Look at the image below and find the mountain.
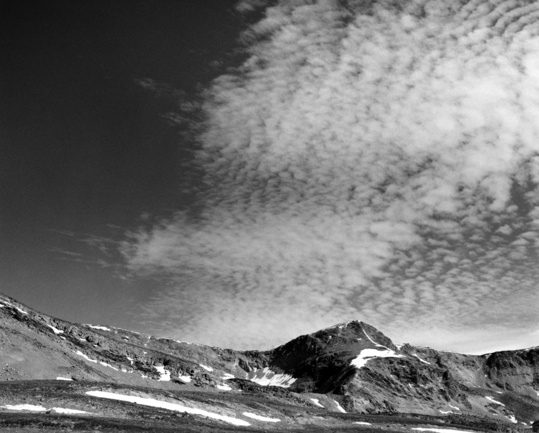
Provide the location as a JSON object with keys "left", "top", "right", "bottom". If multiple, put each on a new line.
{"left": 0, "top": 292, "right": 537, "bottom": 432}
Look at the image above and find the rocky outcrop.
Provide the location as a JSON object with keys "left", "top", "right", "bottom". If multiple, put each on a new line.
{"left": 484, "top": 348, "right": 539, "bottom": 394}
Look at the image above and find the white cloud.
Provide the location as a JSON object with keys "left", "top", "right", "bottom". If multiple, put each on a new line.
{"left": 121, "top": 0, "right": 539, "bottom": 351}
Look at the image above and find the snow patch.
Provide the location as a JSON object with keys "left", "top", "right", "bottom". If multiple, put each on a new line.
{"left": 56, "top": 377, "right": 73, "bottom": 381}
{"left": 243, "top": 412, "right": 280, "bottom": 422}
{"left": 334, "top": 400, "right": 346, "bottom": 413}
{"left": 351, "top": 348, "right": 404, "bottom": 369}
{"left": 111, "top": 326, "right": 140, "bottom": 335}
{"left": 74, "top": 351, "right": 118, "bottom": 371}
{"left": 46, "top": 324, "right": 64, "bottom": 335}
{"left": 355, "top": 421, "right": 372, "bottom": 425}
{"left": 246, "top": 367, "right": 296, "bottom": 387}
{"left": 448, "top": 404, "right": 460, "bottom": 411}
{"left": 86, "top": 325, "right": 111, "bottom": 331}
{"left": 216, "top": 384, "right": 232, "bottom": 391}
{"left": 154, "top": 365, "right": 171, "bottom": 381}
{"left": 363, "top": 330, "right": 384, "bottom": 347}
{"left": 75, "top": 350, "right": 97, "bottom": 363}
{"left": 178, "top": 375, "right": 191, "bottom": 383}
{"left": 507, "top": 415, "right": 517, "bottom": 424}
{"left": 199, "top": 363, "right": 213, "bottom": 372}
{"left": 99, "top": 361, "right": 118, "bottom": 371}
{"left": 15, "top": 306, "right": 28, "bottom": 315}
{"left": 1, "top": 404, "right": 46, "bottom": 411}
{"left": 413, "top": 354, "right": 430, "bottom": 365}
{"left": 439, "top": 410, "right": 453, "bottom": 414}
{"left": 85, "top": 390, "right": 250, "bottom": 427}
{"left": 311, "top": 398, "right": 324, "bottom": 408}
{"left": 486, "top": 396, "right": 505, "bottom": 406}
{"left": 51, "top": 407, "right": 91, "bottom": 415}
{"left": 222, "top": 373, "right": 235, "bottom": 380}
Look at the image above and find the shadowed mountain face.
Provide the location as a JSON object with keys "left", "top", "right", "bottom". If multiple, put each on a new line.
{"left": 0, "top": 292, "right": 538, "bottom": 432}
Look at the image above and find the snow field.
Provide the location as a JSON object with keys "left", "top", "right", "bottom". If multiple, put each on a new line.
{"left": 351, "top": 348, "right": 404, "bottom": 368}
{"left": 246, "top": 367, "right": 296, "bottom": 387}
{"left": 85, "top": 390, "right": 251, "bottom": 426}
{"left": 1, "top": 404, "right": 90, "bottom": 415}
{"left": 351, "top": 329, "right": 404, "bottom": 369}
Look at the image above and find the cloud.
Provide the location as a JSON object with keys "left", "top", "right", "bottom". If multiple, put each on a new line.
{"left": 120, "top": 0, "right": 539, "bottom": 351}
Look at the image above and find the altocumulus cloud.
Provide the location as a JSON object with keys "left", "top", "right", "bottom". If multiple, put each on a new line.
{"left": 121, "top": 0, "right": 539, "bottom": 353}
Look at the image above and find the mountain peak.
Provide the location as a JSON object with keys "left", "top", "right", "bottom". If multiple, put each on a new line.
{"left": 313, "top": 320, "right": 398, "bottom": 351}
{"left": 264, "top": 320, "right": 401, "bottom": 394}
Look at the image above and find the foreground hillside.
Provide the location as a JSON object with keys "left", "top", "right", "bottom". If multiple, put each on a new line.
{"left": 0, "top": 292, "right": 537, "bottom": 432}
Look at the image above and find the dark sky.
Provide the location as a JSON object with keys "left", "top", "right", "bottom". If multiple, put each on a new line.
{"left": 0, "top": 0, "right": 242, "bottom": 327}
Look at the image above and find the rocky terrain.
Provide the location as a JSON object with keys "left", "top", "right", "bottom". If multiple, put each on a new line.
{"left": 0, "top": 292, "right": 537, "bottom": 432}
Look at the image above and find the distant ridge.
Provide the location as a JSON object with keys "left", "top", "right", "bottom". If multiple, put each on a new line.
{"left": 0, "top": 292, "right": 538, "bottom": 429}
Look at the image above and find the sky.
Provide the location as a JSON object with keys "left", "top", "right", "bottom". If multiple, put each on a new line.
{"left": 2, "top": 0, "right": 539, "bottom": 355}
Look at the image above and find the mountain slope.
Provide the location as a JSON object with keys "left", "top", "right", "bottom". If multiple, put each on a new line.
{"left": 0, "top": 292, "right": 537, "bottom": 431}
{"left": 259, "top": 320, "right": 539, "bottom": 424}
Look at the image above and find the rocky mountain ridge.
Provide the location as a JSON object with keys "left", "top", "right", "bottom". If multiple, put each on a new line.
{"left": 0, "top": 292, "right": 538, "bottom": 431}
